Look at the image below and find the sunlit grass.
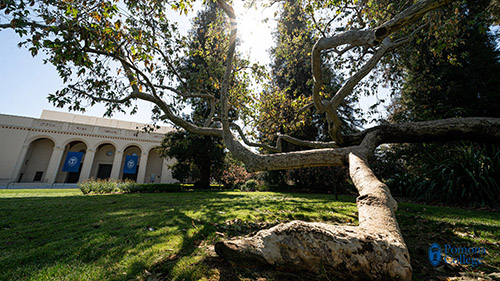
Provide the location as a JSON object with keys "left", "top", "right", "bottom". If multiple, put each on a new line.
{"left": 0, "top": 190, "right": 356, "bottom": 280}
{"left": 0, "top": 189, "right": 498, "bottom": 280}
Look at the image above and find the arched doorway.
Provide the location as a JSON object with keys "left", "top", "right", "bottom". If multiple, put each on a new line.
{"left": 18, "top": 138, "right": 55, "bottom": 183}
{"left": 90, "top": 143, "right": 116, "bottom": 179}
{"left": 144, "top": 148, "right": 163, "bottom": 183}
{"left": 55, "top": 140, "right": 87, "bottom": 183}
{"left": 119, "top": 145, "right": 141, "bottom": 182}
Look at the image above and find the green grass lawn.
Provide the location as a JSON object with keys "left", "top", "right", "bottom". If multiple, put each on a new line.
{"left": 0, "top": 189, "right": 498, "bottom": 281}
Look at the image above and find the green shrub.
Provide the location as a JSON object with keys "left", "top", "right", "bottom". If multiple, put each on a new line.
{"left": 78, "top": 178, "right": 124, "bottom": 194}
{"left": 241, "top": 179, "right": 258, "bottom": 191}
{"left": 384, "top": 143, "right": 500, "bottom": 207}
{"left": 79, "top": 180, "right": 184, "bottom": 194}
{"left": 79, "top": 180, "right": 228, "bottom": 194}
{"left": 256, "top": 185, "right": 270, "bottom": 191}
{"left": 124, "top": 183, "right": 183, "bottom": 193}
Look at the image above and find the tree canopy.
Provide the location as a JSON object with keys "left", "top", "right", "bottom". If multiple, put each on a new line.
{"left": 2, "top": 0, "right": 498, "bottom": 151}
{"left": 157, "top": 130, "right": 225, "bottom": 188}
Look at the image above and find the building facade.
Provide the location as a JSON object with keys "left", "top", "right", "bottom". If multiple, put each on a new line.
{"left": 0, "top": 110, "right": 175, "bottom": 187}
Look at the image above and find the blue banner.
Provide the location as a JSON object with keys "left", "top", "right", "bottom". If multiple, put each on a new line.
{"left": 123, "top": 155, "right": 138, "bottom": 174}
{"left": 62, "top": 151, "right": 84, "bottom": 172}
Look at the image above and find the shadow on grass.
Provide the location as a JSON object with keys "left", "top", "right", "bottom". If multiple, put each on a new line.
{"left": 3, "top": 191, "right": 496, "bottom": 280}
{"left": 0, "top": 191, "right": 358, "bottom": 280}
{"left": 0, "top": 193, "right": 220, "bottom": 280}
{"left": 397, "top": 203, "right": 500, "bottom": 280}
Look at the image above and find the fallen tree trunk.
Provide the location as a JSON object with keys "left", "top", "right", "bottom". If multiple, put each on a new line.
{"left": 215, "top": 151, "right": 412, "bottom": 280}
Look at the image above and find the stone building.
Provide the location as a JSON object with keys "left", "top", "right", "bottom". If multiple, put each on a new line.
{"left": 0, "top": 110, "right": 175, "bottom": 187}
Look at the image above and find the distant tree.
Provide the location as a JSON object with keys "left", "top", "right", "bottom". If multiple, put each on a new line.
{"left": 158, "top": 130, "right": 225, "bottom": 188}
{"left": 156, "top": 2, "right": 248, "bottom": 188}
{"left": 258, "top": 0, "right": 359, "bottom": 189}
{"left": 390, "top": 0, "right": 500, "bottom": 122}
{"left": 258, "top": 0, "right": 359, "bottom": 144}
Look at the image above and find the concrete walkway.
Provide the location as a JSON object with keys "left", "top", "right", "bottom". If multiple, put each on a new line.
{"left": 0, "top": 183, "right": 79, "bottom": 189}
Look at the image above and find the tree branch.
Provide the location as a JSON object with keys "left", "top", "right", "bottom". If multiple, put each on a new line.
{"left": 153, "top": 46, "right": 187, "bottom": 87}
{"left": 154, "top": 84, "right": 217, "bottom": 100}
{"left": 229, "top": 122, "right": 340, "bottom": 153}
{"left": 0, "top": 21, "right": 53, "bottom": 30}
{"left": 330, "top": 37, "right": 393, "bottom": 110}
{"left": 278, "top": 134, "right": 339, "bottom": 149}
{"left": 67, "top": 85, "right": 149, "bottom": 104}
{"left": 230, "top": 123, "right": 282, "bottom": 153}
{"left": 223, "top": 117, "right": 500, "bottom": 172}
{"left": 311, "top": 0, "right": 457, "bottom": 143}
{"left": 203, "top": 98, "right": 218, "bottom": 127}
{"left": 216, "top": 149, "right": 412, "bottom": 280}
{"left": 82, "top": 48, "right": 223, "bottom": 137}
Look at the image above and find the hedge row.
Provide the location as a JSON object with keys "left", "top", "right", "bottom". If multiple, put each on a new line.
{"left": 78, "top": 179, "right": 186, "bottom": 194}
{"left": 78, "top": 179, "right": 286, "bottom": 195}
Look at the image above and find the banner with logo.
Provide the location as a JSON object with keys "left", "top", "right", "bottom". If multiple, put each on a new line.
{"left": 123, "top": 155, "right": 138, "bottom": 174}
{"left": 62, "top": 151, "right": 84, "bottom": 172}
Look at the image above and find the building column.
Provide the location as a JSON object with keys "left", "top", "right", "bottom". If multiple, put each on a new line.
{"left": 110, "top": 150, "right": 123, "bottom": 180}
{"left": 160, "top": 157, "right": 172, "bottom": 183}
{"left": 78, "top": 148, "right": 96, "bottom": 183}
{"left": 45, "top": 146, "right": 65, "bottom": 184}
{"left": 136, "top": 152, "right": 148, "bottom": 184}
{"left": 10, "top": 144, "right": 30, "bottom": 182}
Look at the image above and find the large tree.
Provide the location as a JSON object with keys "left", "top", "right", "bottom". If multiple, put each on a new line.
{"left": 2, "top": 0, "right": 500, "bottom": 279}
{"left": 156, "top": 3, "right": 230, "bottom": 188}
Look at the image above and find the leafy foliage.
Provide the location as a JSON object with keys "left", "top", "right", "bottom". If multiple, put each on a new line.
{"left": 373, "top": 0, "right": 500, "bottom": 207}
{"left": 176, "top": 2, "right": 259, "bottom": 126}
{"left": 79, "top": 178, "right": 134, "bottom": 194}
{"left": 241, "top": 179, "right": 259, "bottom": 191}
{"left": 0, "top": 0, "right": 259, "bottom": 125}
{"left": 3, "top": 0, "right": 180, "bottom": 115}
{"left": 289, "top": 166, "right": 354, "bottom": 194}
{"left": 389, "top": 0, "right": 500, "bottom": 122}
{"left": 157, "top": 130, "right": 225, "bottom": 188}
{"left": 219, "top": 153, "right": 253, "bottom": 188}
{"left": 78, "top": 179, "right": 187, "bottom": 194}
{"left": 121, "top": 183, "right": 185, "bottom": 193}
{"left": 258, "top": 0, "right": 358, "bottom": 190}
{"left": 380, "top": 143, "right": 500, "bottom": 207}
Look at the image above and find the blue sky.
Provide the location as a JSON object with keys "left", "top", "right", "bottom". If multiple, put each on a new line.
{"left": 0, "top": 30, "right": 63, "bottom": 117}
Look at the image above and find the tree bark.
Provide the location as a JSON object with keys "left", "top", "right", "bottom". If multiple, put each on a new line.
{"left": 215, "top": 151, "right": 412, "bottom": 280}
{"left": 195, "top": 160, "right": 211, "bottom": 189}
